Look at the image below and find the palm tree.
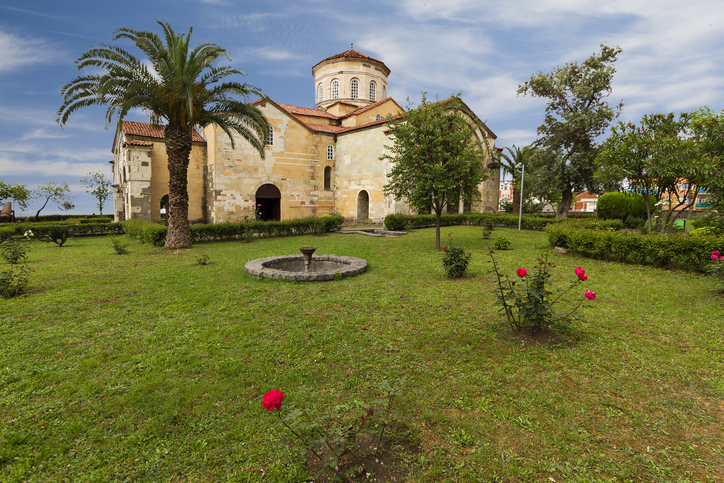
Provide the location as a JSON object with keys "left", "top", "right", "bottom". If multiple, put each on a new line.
{"left": 57, "top": 20, "right": 267, "bottom": 249}
{"left": 492, "top": 145, "right": 537, "bottom": 214}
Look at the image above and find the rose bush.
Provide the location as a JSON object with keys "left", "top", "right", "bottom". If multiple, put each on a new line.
{"left": 489, "top": 249, "right": 597, "bottom": 332}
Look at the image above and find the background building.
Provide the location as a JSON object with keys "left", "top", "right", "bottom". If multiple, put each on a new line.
{"left": 112, "top": 49, "right": 500, "bottom": 224}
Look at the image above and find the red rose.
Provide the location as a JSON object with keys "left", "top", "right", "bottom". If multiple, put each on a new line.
{"left": 516, "top": 267, "right": 527, "bottom": 278}
{"left": 444, "top": 247, "right": 448, "bottom": 252}
{"left": 575, "top": 267, "right": 586, "bottom": 281}
{"left": 262, "top": 389, "right": 285, "bottom": 411}
{"left": 574, "top": 215, "right": 579, "bottom": 218}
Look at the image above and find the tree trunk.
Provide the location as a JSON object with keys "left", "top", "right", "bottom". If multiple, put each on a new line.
{"left": 511, "top": 187, "right": 520, "bottom": 215}
{"left": 164, "top": 125, "right": 193, "bottom": 250}
{"left": 556, "top": 189, "right": 573, "bottom": 218}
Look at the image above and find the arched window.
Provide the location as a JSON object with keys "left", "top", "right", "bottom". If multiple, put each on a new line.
{"left": 331, "top": 79, "right": 339, "bottom": 100}
{"left": 350, "top": 79, "right": 359, "bottom": 99}
{"left": 266, "top": 124, "right": 273, "bottom": 146}
{"left": 317, "top": 83, "right": 323, "bottom": 103}
{"left": 324, "top": 166, "right": 332, "bottom": 191}
{"left": 327, "top": 144, "right": 334, "bottom": 160}
{"left": 382, "top": 85, "right": 386, "bottom": 99}
{"left": 369, "top": 81, "right": 376, "bottom": 101}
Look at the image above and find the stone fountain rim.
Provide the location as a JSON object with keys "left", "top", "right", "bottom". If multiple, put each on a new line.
{"left": 244, "top": 254, "right": 367, "bottom": 282}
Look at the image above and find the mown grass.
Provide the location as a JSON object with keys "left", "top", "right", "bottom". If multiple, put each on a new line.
{"left": 1, "top": 227, "right": 723, "bottom": 482}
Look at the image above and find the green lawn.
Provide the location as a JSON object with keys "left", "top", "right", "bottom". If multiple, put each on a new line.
{"left": 1, "top": 227, "right": 723, "bottom": 482}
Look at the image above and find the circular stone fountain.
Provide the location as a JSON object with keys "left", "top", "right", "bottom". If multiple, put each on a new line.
{"left": 245, "top": 247, "right": 367, "bottom": 282}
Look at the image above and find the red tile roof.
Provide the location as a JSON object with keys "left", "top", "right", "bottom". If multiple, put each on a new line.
{"left": 305, "top": 123, "right": 345, "bottom": 134}
{"left": 339, "top": 97, "right": 402, "bottom": 119}
{"left": 276, "top": 103, "right": 338, "bottom": 119}
{"left": 122, "top": 121, "right": 205, "bottom": 143}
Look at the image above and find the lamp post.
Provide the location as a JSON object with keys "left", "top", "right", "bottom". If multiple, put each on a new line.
{"left": 518, "top": 164, "right": 525, "bottom": 231}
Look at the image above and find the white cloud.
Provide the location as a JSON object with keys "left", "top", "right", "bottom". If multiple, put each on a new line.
{"left": 0, "top": 30, "right": 66, "bottom": 73}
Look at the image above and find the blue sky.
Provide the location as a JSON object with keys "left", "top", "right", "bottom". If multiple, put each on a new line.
{"left": 1, "top": 0, "right": 723, "bottom": 216}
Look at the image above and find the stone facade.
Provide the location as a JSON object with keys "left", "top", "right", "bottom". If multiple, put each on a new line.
{"left": 111, "top": 49, "right": 500, "bottom": 224}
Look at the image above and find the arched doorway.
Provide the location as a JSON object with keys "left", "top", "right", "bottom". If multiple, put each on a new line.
{"left": 255, "top": 184, "right": 281, "bottom": 221}
{"left": 357, "top": 190, "right": 369, "bottom": 222}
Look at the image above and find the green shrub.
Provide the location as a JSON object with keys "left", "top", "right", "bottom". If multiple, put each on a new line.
{"left": 597, "top": 192, "right": 655, "bottom": 220}
{"left": 383, "top": 213, "right": 562, "bottom": 232}
{"left": 47, "top": 226, "right": 72, "bottom": 247}
{"left": 80, "top": 217, "right": 113, "bottom": 224}
{"left": 0, "top": 239, "right": 30, "bottom": 264}
{"left": 546, "top": 219, "right": 724, "bottom": 269}
{"left": 597, "top": 192, "right": 630, "bottom": 220}
{"left": 0, "top": 264, "right": 31, "bottom": 298}
{"left": 110, "top": 238, "right": 130, "bottom": 255}
{"left": 494, "top": 235, "right": 511, "bottom": 250}
{"left": 122, "top": 215, "right": 345, "bottom": 246}
{"left": 442, "top": 234, "right": 472, "bottom": 278}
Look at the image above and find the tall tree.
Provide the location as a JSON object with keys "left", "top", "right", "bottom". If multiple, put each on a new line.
{"left": 518, "top": 44, "right": 623, "bottom": 218}
{"left": 81, "top": 171, "right": 113, "bottom": 216}
{"left": 33, "top": 182, "right": 71, "bottom": 221}
{"left": 383, "top": 94, "right": 490, "bottom": 250}
{"left": 0, "top": 181, "right": 32, "bottom": 211}
{"left": 491, "top": 145, "right": 538, "bottom": 214}
{"left": 57, "top": 20, "right": 267, "bottom": 249}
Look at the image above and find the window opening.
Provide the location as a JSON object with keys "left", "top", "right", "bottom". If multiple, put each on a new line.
{"left": 327, "top": 144, "right": 334, "bottom": 160}
{"left": 324, "top": 167, "right": 332, "bottom": 191}
{"left": 266, "top": 124, "right": 273, "bottom": 146}
{"left": 369, "top": 81, "right": 376, "bottom": 101}
{"left": 331, "top": 79, "right": 339, "bottom": 99}
{"left": 317, "top": 83, "right": 323, "bottom": 103}
{"left": 351, "top": 79, "right": 359, "bottom": 98}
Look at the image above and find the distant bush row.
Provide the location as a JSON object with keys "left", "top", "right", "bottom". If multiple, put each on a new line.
{"left": 10, "top": 214, "right": 113, "bottom": 223}
{"left": 122, "top": 215, "right": 345, "bottom": 246}
{"left": 0, "top": 222, "right": 124, "bottom": 241}
{"left": 383, "top": 213, "right": 566, "bottom": 231}
{"left": 546, "top": 220, "right": 724, "bottom": 270}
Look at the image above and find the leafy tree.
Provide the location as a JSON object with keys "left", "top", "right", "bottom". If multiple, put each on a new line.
{"left": 518, "top": 44, "right": 623, "bottom": 218}
{"left": 33, "top": 182, "right": 71, "bottom": 221}
{"left": 81, "top": 172, "right": 112, "bottom": 216}
{"left": 689, "top": 108, "right": 724, "bottom": 219}
{"left": 382, "top": 94, "right": 490, "bottom": 249}
{"left": 57, "top": 20, "right": 267, "bottom": 249}
{"left": 596, "top": 111, "right": 719, "bottom": 231}
{"left": 491, "top": 144, "right": 538, "bottom": 214}
{"left": 596, "top": 113, "right": 694, "bottom": 231}
{"left": 0, "top": 181, "right": 32, "bottom": 210}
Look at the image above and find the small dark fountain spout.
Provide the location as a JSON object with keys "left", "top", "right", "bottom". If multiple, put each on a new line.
{"left": 299, "top": 247, "right": 317, "bottom": 272}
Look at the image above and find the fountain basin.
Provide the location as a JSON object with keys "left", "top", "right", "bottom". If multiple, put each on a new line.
{"left": 245, "top": 254, "right": 367, "bottom": 282}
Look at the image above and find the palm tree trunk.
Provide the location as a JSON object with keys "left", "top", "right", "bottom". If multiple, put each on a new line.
{"left": 511, "top": 187, "right": 520, "bottom": 215}
{"left": 164, "top": 124, "right": 193, "bottom": 249}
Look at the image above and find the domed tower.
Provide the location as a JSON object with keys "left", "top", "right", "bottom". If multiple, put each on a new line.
{"left": 312, "top": 48, "right": 390, "bottom": 111}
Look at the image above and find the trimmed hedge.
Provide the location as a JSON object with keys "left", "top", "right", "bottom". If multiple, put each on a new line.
{"left": 597, "top": 192, "right": 655, "bottom": 220}
{"left": 383, "top": 213, "right": 564, "bottom": 231}
{"left": 546, "top": 220, "right": 724, "bottom": 270}
{"left": 122, "top": 215, "right": 345, "bottom": 246}
{"left": 0, "top": 222, "right": 124, "bottom": 241}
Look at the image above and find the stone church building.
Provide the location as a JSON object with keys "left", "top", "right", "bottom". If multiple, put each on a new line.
{"left": 111, "top": 49, "right": 500, "bottom": 224}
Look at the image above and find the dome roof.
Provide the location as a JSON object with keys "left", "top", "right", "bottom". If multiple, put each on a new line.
{"left": 312, "top": 49, "right": 390, "bottom": 76}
